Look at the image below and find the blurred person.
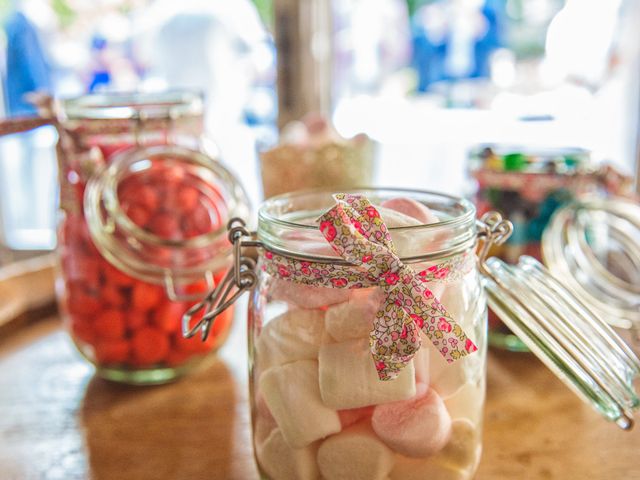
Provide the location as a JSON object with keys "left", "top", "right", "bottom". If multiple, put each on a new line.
{"left": 131, "top": 0, "right": 270, "bottom": 142}
{"left": 88, "top": 34, "right": 111, "bottom": 92}
{"left": 333, "top": 0, "right": 411, "bottom": 99}
{"left": 0, "top": 1, "right": 59, "bottom": 250}
{"left": 3, "top": 0, "right": 53, "bottom": 116}
{"left": 129, "top": 0, "right": 271, "bottom": 206}
{"left": 411, "top": 0, "right": 504, "bottom": 92}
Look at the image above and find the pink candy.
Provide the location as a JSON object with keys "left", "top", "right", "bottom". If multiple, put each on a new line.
{"left": 338, "top": 406, "right": 374, "bottom": 429}
{"left": 381, "top": 198, "right": 440, "bottom": 224}
{"left": 372, "top": 384, "right": 452, "bottom": 458}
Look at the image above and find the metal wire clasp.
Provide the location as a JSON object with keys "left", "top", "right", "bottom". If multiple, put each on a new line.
{"left": 476, "top": 211, "right": 514, "bottom": 271}
{"left": 182, "top": 218, "right": 261, "bottom": 341}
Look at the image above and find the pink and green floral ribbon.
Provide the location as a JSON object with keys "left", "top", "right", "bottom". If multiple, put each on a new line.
{"left": 261, "top": 193, "right": 478, "bottom": 380}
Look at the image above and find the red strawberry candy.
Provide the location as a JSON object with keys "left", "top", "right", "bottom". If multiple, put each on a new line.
{"left": 131, "top": 327, "right": 170, "bottom": 366}
{"left": 94, "top": 340, "right": 130, "bottom": 364}
{"left": 94, "top": 309, "right": 126, "bottom": 341}
{"left": 131, "top": 282, "right": 163, "bottom": 312}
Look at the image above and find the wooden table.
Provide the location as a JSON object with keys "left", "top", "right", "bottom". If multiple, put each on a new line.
{"left": 2, "top": 310, "right": 640, "bottom": 480}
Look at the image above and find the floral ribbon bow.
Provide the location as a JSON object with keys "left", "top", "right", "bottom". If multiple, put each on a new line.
{"left": 317, "top": 194, "right": 477, "bottom": 380}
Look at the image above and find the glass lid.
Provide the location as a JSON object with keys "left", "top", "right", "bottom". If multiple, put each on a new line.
{"left": 542, "top": 197, "right": 640, "bottom": 330}
{"left": 61, "top": 90, "right": 204, "bottom": 121}
{"left": 478, "top": 212, "right": 640, "bottom": 429}
{"left": 84, "top": 145, "right": 250, "bottom": 293}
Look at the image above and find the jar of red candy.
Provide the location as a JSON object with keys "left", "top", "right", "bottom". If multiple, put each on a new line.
{"left": 187, "top": 187, "right": 640, "bottom": 479}
{"left": 54, "top": 92, "right": 250, "bottom": 384}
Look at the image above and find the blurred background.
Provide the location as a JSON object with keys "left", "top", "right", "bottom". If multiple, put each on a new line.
{"left": 0, "top": 0, "right": 638, "bottom": 255}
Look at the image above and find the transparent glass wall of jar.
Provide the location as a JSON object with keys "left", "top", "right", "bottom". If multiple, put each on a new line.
{"left": 248, "top": 189, "right": 487, "bottom": 480}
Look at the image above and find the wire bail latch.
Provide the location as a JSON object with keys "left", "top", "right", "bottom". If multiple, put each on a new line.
{"left": 181, "top": 218, "right": 261, "bottom": 341}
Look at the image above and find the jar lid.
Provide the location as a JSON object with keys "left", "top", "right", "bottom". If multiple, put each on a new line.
{"left": 479, "top": 213, "right": 640, "bottom": 429}
{"left": 542, "top": 197, "right": 640, "bottom": 329}
{"left": 84, "top": 145, "right": 250, "bottom": 295}
{"left": 61, "top": 91, "right": 203, "bottom": 121}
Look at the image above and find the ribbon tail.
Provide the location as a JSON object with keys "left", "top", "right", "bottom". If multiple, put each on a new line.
{"left": 413, "top": 288, "right": 478, "bottom": 363}
{"left": 369, "top": 296, "right": 421, "bottom": 381}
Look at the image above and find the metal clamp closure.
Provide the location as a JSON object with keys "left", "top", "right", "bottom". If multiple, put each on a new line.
{"left": 181, "top": 218, "right": 262, "bottom": 341}
{"left": 476, "top": 211, "right": 514, "bottom": 270}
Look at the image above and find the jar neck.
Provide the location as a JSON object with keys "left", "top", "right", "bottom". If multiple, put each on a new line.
{"left": 257, "top": 188, "right": 477, "bottom": 263}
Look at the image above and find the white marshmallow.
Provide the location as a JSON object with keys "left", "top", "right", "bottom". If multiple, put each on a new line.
{"left": 443, "top": 380, "right": 485, "bottom": 425}
{"left": 317, "top": 421, "right": 395, "bottom": 480}
{"left": 429, "top": 344, "right": 468, "bottom": 399}
{"left": 390, "top": 455, "right": 469, "bottom": 480}
{"left": 319, "top": 338, "right": 416, "bottom": 409}
{"left": 413, "top": 343, "right": 430, "bottom": 385}
{"left": 439, "top": 276, "right": 482, "bottom": 333}
{"left": 440, "top": 419, "right": 480, "bottom": 469}
{"left": 388, "top": 420, "right": 480, "bottom": 480}
{"left": 324, "top": 289, "right": 383, "bottom": 342}
{"left": 377, "top": 205, "right": 423, "bottom": 227}
{"left": 270, "top": 279, "right": 350, "bottom": 309}
{"left": 438, "top": 276, "right": 486, "bottom": 385}
{"left": 255, "top": 309, "right": 326, "bottom": 372}
{"left": 254, "top": 393, "right": 278, "bottom": 445}
{"left": 254, "top": 416, "right": 277, "bottom": 447}
{"left": 259, "top": 360, "right": 341, "bottom": 448}
{"left": 256, "top": 428, "right": 320, "bottom": 480}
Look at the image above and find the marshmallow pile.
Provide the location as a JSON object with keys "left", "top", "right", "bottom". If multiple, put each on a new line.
{"left": 252, "top": 198, "right": 485, "bottom": 480}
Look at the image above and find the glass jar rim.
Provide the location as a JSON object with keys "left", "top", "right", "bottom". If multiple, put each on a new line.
{"left": 542, "top": 196, "right": 640, "bottom": 329}
{"left": 60, "top": 90, "right": 204, "bottom": 121}
{"left": 257, "top": 187, "right": 477, "bottom": 262}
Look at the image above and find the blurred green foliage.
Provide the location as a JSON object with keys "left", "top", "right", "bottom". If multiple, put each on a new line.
{"left": 0, "top": 0, "right": 75, "bottom": 27}
{"left": 52, "top": 0, "right": 76, "bottom": 28}
{"left": 252, "top": 0, "right": 273, "bottom": 29}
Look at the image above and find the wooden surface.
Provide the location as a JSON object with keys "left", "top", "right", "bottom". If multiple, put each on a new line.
{"left": 0, "top": 254, "right": 55, "bottom": 335}
{"left": 2, "top": 311, "right": 640, "bottom": 480}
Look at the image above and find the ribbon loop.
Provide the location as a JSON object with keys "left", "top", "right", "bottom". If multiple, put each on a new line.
{"left": 316, "top": 193, "right": 477, "bottom": 380}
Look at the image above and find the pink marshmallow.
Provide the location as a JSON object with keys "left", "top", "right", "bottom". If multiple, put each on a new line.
{"left": 372, "top": 385, "right": 452, "bottom": 458}
{"left": 269, "top": 279, "right": 350, "bottom": 310}
{"left": 338, "top": 406, "right": 375, "bottom": 429}
{"left": 381, "top": 198, "right": 440, "bottom": 224}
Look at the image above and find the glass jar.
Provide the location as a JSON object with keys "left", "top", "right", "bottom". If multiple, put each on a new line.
{"left": 469, "top": 145, "right": 600, "bottom": 351}
{"left": 258, "top": 115, "right": 375, "bottom": 199}
{"left": 55, "top": 93, "right": 249, "bottom": 384}
{"left": 186, "top": 187, "right": 640, "bottom": 480}
{"left": 0, "top": 92, "right": 250, "bottom": 384}
{"left": 249, "top": 189, "right": 485, "bottom": 480}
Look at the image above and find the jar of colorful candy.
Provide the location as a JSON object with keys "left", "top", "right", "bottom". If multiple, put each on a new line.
{"left": 469, "top": 145, "right": 601, "bottom": 350}
{"left": 185, "top": 187, "right": 639, "bottom": 479}
{"left": 470, "top": 145, "right": 598, "bottom": 263}
{"left": 53, "top": 92, "right": 249, "bottom": 384}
